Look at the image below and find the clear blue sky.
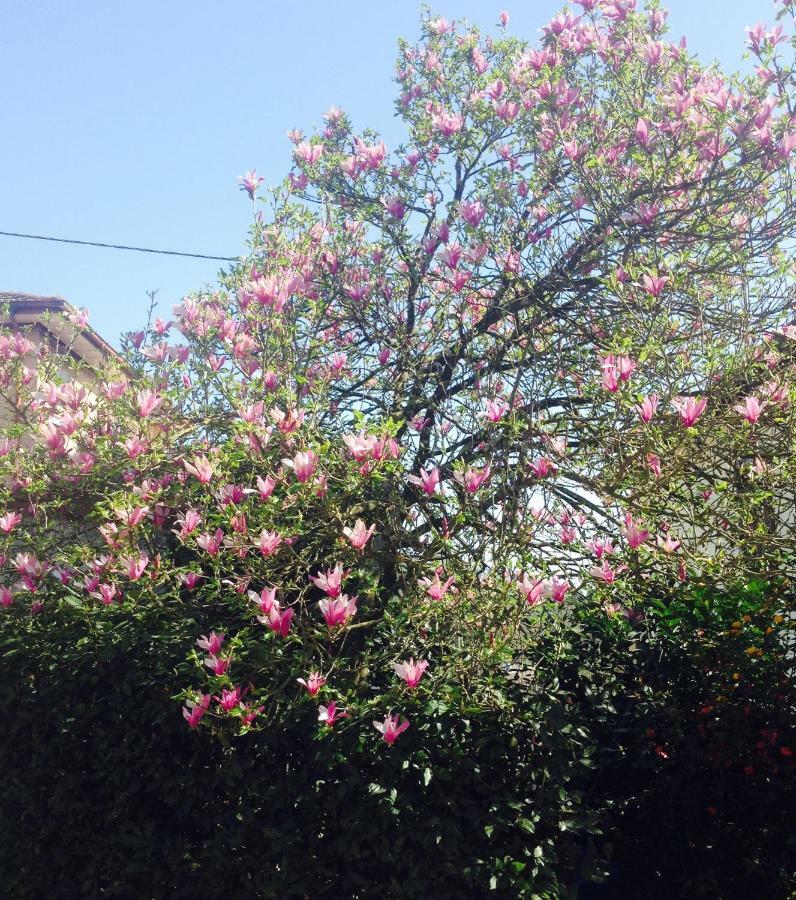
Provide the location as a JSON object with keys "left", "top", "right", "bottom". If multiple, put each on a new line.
{"left": 0, "top": 0, "right": 777, "bottom": 345}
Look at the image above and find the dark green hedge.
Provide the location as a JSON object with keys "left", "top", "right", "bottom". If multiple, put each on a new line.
{"left": 1, "top": 583, "right": 793, "bottom": 899}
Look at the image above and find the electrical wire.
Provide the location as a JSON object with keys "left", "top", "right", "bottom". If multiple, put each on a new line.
{"left": 0, "top": 229, "right": 238, "bottom": 262}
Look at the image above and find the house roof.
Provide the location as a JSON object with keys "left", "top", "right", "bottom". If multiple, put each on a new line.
{"left": 0, "top": 291, "right": 118, "bottom": 367}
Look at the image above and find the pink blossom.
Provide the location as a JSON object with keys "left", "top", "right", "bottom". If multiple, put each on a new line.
{"left": 258, "top": 603, "right": 294, "bottom": 638}
{"left": 657, "top": 534, "right": 682, "bottom": 554}
{"left": 297, "top": 671, "right": 327, "bottom": 695}
{"left": 635, "top": 118, "right": 652, "bottom": 149}
{"left": 549, "top": 577, "right": 570, "bottom": 605}
{"left": 374, "top": 713, "right": 410, "bottom": 745}
{"left": 517, "top": 574, "right": 546, "bottom": 606}
{"left": 137, "top": 389, "right": 163, "bottom": 418}
{"left": 256, "top": 474, "right": 276, "bottom": 500}
{"left": 311, "top": 563, "right": 346, "bottom": 597}
{"left": 646, "top": 453, "right": 662, "bottom": 478}
{"left": 319, "top": 594, "right": 358, "bottom": 628}
{"left": 184, "top": 454, "right": 214, "bottom": 484}
{"left": 485, "top": 398, "right": 509, "bottom": 422}
{"left": 394, "top": 658, "right": 428, "bottom": 688}
{"left": 197, "top": 529, "right": 224, "bottom": 556}
{"left": 180, "top": 572, "right": 203, "bottom": 590}
{"left": 343, "top": 519, "right": 375, "bottom": 550}
{"left": 638, "top": 394, "right": 659, "bottom": 423}
{"left": 408, "top": 467, "right": 441, "bottom": 495}
{"left": 529, "top": 457, "right": 556, "bottom": 479}
{"left": 419, "top": 573, "right": 456, "bottom": 601}
{"left": 196, "top": 631, "right": 225, "bottom": 655}
{"left": 586, "top": 538, "right": 615, "bottom": 560}
{"left": 318, "top": 701, "right": 348, "bottom": 727}
{"left": 238, "top": 169, "right": 264, "bottom": 198}
{"left": 431, "top": 111, "right": 464, "bottom": 136}
{"left": 204, "top": 655, "right": 231, "bottom": 677}
{"left": 460, "top": 199, "right": 486, "bottom": 227}
{"left": 250, "top": 585, "right": 277, "bottom": 615}
{"left": 455, "top": 465, "right": 491, "bottom": 493}
{"left": 672, "top": 396, "right": 707, "bottom": 427}
{"left": 117, "top": 554, "right": 149, "bottom": 581}
{"left": 734, "top": 396, "right": 766, "bottom": 424}
{"left": 183, "top": 693, "right": 211, "bottom": 728}
{"left": 258, "top": 530, "right": 283, "bottom": 557}
{"left": 622, "top": 513, "right": 650, "bottom": 550}
{"left": 241, "top": 703, "right": 264, "bottom": 726}
{"left": 217, "top": 687, "right": 243, "bottom": 711}
{"left": 284, "top": 449, "right": 318, "bottom": 482}
{"left": 591, "top": 561, "right": 618, "bottom": 583}
{"left": 0, "top": 512, "right": 22, "bottom": 534}
{"left": 641, "top": 274, "right": 668, "bottom": 298}
{"left": 294, "top": 142, "right": 324, "bottom": 164}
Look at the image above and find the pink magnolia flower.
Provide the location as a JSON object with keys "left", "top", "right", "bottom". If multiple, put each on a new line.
{"left": 641, "top": 274, "right": 668, "bottom": 297}
{"left": 419, "top": 573, "right": 456, "bottom": 601}
{"left": 622, "top": 513, "right": 650, "bottom": 550}
{"left": 343, "top": 519, "right": 375, "bottom": 550}
{"left": 184, "top": 454, "right": 214, "bottom": 484}
{"left": 183, "top": 693, "right": 211, "bottom": 728}
{"left": 137, "top": 389, "right": 163, "bottom": 418}
{"left": 638, "top": 394, "right": 659, "bottom": 423}
{"left": 343, "top": 431, "right": 377, "bottom": 461}
{"left": 204, "top": 655, "right": 231, "bottom": 677}
{"left": 294, "top": 142, "right": 324, "bottom": 164}
{"left": 591, "top": 561, "right": 618, "bottom": 583}
{"left": 123, "top": 436, "right": 148, "bottom": 460}
{"left": 297, "top": 671, "right": 327, "bottom": 695}
{"left": 374, "top": 713, "right": 410, "bottom": 745}
{"left": 117, "top": 554, "right": 149, "bottom": 581}
{"left": 635, "top": 117, "right": 652, "bottom": 149}
{"left": 586, "top": 538, "right": 615, "bottom": 560}
{"left": 734, "top": 396, "right": 766, "bottom": 424}
{"left": 217, "top": 686, "right": 243, "bottom": 712}
{"left": 455, "top": 465, "right": 491, "bottom": 494}
{"left": 250, "top": 585, "right": 277, "bottom": 614}
{"left": 311, "top": 563, "right": 346, "bottom": 597}
{"left": 283, "top": 449, "right": 318, "bottom": 482}
{"left": 646, "top": 453, "right": 662, "bottom": 478}
{"left": 256, "top": 474, "right": 276, "bottom": 500}
{"left": 259, "top": 603, "right": 294, "bottom": 638}
{"left": 241, "top": 703, "right": 264, "bottom": 726}
{"left": 517, "top": 574, "right": 546, "bottom": 606}
{"left": 431, "top": 111, "right": 464, "bottom": 136}
{"left": 0, "top": 586, "right": 13, "bottom": 607}
{"left": 529, "top": 457, "right": 556, "bottom": 479}
{"left": 180, "top": 571, "right": 203, "bottom": 590}
{"left": 258, "top": 530, "right": 283, "bottom": 557}
{"left": 485, "top": 398, "right": 509, "bottom": 422}
{"left": 0, "top": 512, "right": 22, "bottom": 534}
{"left": 394, "top": 658, "right": 428, "bottom": 688}
{"left": 460, "top": 199, "right": 486, "bottom": 227}
{"left": 657, "top": 534, "right": 682, "bottom": 554}
{"left": 383, "top": 197, "right": 405, "bottom": 219}
{"left": 197, "top": 529, "right": 224, "bottom": 556}
{"left": 196, "top": 631, "right": 225, "bottom": 655}
{"left": 549, "top": 576, "right": 570, "bottom": 604}
{"left": 672, "top": 396, "right": 707, "bottom": 427}
{"left": 408, "top": 467, "right": 441, "bottom": 495}
{"left": 318, "top": 701, "right": 348, "bottom": 727}
{"left": 319, "top": 594, "right": 358, "bottom": 628}
{"left": 238, "top": 169, "right": 264, "bottom": 198}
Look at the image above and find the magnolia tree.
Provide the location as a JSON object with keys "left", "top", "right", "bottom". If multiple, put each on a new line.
{"left": 1, "top": 0, "right": 795, "bottom": 745}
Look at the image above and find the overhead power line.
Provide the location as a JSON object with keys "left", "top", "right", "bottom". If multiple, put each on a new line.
{"left": 0, "top": 229, "right": 238, "bottom": 262}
